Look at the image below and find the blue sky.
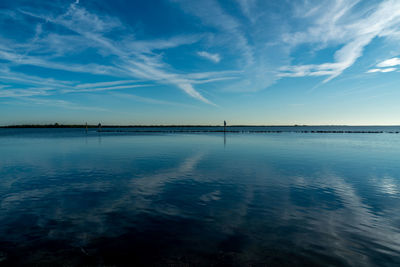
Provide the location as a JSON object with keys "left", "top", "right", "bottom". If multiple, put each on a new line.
{"left": 1, "top": 0, "right": 400, "bottom": 125}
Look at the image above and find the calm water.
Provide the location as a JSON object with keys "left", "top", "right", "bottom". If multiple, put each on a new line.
{"left": 0, "top": 128, "right": 400, "bottom": 266}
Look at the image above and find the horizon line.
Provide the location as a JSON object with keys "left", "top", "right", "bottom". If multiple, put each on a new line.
{"left": 2, "top": 124, "right": 400, "bottom": 128}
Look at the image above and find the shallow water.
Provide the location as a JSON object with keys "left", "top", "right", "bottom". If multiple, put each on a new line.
{"left": 0, "top": 129, "right": 400, "bottom": 266}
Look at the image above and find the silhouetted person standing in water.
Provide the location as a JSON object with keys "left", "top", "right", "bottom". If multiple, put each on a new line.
{"left": 224, "top": 120, "right": 226, "bottom": 132}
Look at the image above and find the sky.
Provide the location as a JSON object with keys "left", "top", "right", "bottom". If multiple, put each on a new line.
{"left": 1, "top": 0, "right": 400, "bottom": 125}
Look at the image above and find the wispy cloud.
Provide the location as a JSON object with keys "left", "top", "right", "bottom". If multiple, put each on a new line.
{"left": 0, "top": 1, "right": 227, "bottom": 104}
{"left": 4, "top": 97, "right": 107, "bottom": 111}
{"left": 377, "top": 57, "right": 400, "bottom": 67}
{"left": 2, "top": 0, "right": 400, "bottom": 109}
{"left": 0, "top": 87, "right": 51, "bottom": 98}
{"left": 172, "top": 0, "right": 288, "bottom": 92}
{"left": 75, "top": 80, "right": 139, "bottom": 89}
{"left": 0, "top": 67, "right": 73, "bottom": 88}
{"left": 197, "top": 51, "right": 221, "bottom": 63}
{"left": 0, "top": 66, "right": 150, "bottom": 97}
{"left": 279, "top": 0, "right": 400, "bottom": 82}
{"left": 63, "top": 84, "right": 152, "bottom": 93}
{"left": 366, "top": 56, "right": 400, "bottom": 73}
{"left": 125, "top": 35, "right": 202, "bottom": 54}
{"left": 367, "top": 68, "right": 397, "bottom": 73}
{"left": 28, "top": 98, "right": 107, "bottom": 111}
{"left": 236, "top": 0, "right": 257, "bottom": 23}
{"left": 0, "top": 45, "right": 123, "bottom": 76}
{"left": 172, "top": 0, "right": 254, "bottom": 66}
{"left": 112, "top": 93, "right": 198, "bottom": 108}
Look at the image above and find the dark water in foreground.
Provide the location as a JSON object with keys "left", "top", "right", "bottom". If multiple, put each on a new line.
{"left": 0, "top": 128, "right": 400, "bottom": 266}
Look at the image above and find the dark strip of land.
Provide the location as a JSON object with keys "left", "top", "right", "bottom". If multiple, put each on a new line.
{"left": 1, "top": 124, "right": 399, "bottom": 134}
{"left": 0, "top": 124, "right": 301, "bottom": 128}
{"left": 2, "top": 124, "right": 398, "bottom": 128}
{"left": 97, "top": 130, "right": 398, "bottom": 134}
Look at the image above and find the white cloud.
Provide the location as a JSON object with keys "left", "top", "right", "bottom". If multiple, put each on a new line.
{"left": 280, "top": 0, "right": 400, "bottom": 82}
{"left": 0, "top": 49, "right": 122, "bottom": 76}
{"left": 377, "top": 57, "right": 400, "bottom": 67}
{"left": 279, "top": 63, "right": 343, "bottom": 79}
{"left": 366, "top": 56, "right": 400, "bottom": 73}
{"left": 0, "top": 67, "right": 73, "bottom": 88}
{"left": 4, "top": 2, "right": 227, "bottom": 104}
{"left": 112, "top": 93, "right": 198, "bottom": 108}
{"left": 197, "top": 51, "right": 221, "bottom": 63}
{"left": 184, "top": 70, "right": 241, "bottom": 80}
{"left": 126, "top": 35, "right": 202, "bottom": 54}
{"left": 76, "top": 80, "right": 139, "bottom": 89}
{"left": 3, "top": 0, "right": 400, "bottom": 102}
{"left": 366, "top": 69, "right": 380, "bottom": 73}
{"left": 173, "top": 0, "right": 254, "bottom": 66}
{"left": 177, "top": 83, "right": 216, "bottom": 106}
{"left": 18, "top": 97, "right": 107, "bottom": 111}
{"left": 236, "top": 0, "right": 257, "bottom": 22}
{"left": 63, "top": 84, "right": 152, "bottom": 93}
{"left": 367, "top": 68, "right": 397, "bottom": 73}
{"left": 380, "top": 68, "right": 397, "bottom": 73}
{"left": 0, "top": 88, "right": 51, "bottom": 98}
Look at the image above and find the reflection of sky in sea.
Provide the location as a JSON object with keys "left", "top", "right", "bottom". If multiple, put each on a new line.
{"left": 0, "top": 131, "right": 400, "bottom": 266}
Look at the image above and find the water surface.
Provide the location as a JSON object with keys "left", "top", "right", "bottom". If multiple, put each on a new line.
{"left": 0, "top": 129, "right": 400, "bottom": 266}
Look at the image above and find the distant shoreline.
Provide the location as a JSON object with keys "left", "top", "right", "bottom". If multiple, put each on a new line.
{"left": 2, "top": 124, "right": 400, "bottom": 128}
{"left": 1, "top": 125, "right": 399, "bottom": 134}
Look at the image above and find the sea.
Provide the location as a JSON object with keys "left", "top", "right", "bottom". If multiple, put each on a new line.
{"left": 0, "top": 126, "right": 400, "bottom": 266}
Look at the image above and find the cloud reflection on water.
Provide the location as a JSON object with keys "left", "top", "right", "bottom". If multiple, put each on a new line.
{"left": 0, "top": 133, "right": 399, "bottom": 265}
